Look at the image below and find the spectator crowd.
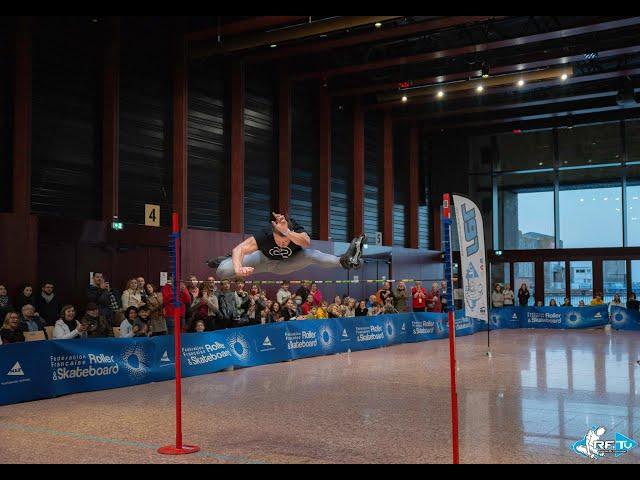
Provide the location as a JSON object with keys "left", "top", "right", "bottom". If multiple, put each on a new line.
{"left": 0, "top": 276, "right": 451, "bottom": 345}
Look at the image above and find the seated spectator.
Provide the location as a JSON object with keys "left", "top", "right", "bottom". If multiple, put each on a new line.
{"left": 561, "top": 297, "right": 572, "bottom": 307}
{"left": 15, "top": 284, "right": 35, "bottom": 311}
{"left": 259, "top": 308, "right": 273, "bottom": 325}
{"left": 1, "top": 312, "right": 26, "bottom": 344}
{"left": 305, "top": 306, "right": 319, "bottom": 320}
{"left": 194, "top": 320, "right": 206, "bottom": 333}
{"left": 245, "top": 299, "right": 261, "bottom": 326}
{"left": 366, "top": 295, "right": 378, "bottom": 310}
{"left": 328, "top": 304, "right": 342, "bottom": 319}
{"left": 35, "top": 281, "right": 62, "bottom": 327}
{"left": 333, "top": 295, "right": 343, "bottom": 308}
{"left": 316, "top": 301, "right": 329, "bottom": 319}
{"left": 81, "top": 303, "right": 113, "bottom": 338}
{"left": 119, "top": 306, "right": 138, "bottom": 338}
{"left": 344, "top": 298, "right": 357, "bottom": 318}
{"left": 395, "top": 282, "right": 409, "bottom": 312}
{"left": 283, "top": 299, "right": 298, "bottom": 322}
{"left": 627, "top": 292, "right": 640, "bottom": 311}
{"left": 355, "top": 300, "right": 368, "bottom": 317}
{"left": 412, "top": 281, "right": 427, "bottom": 312}
{"left": 19, "top": 304, "right": 47, "bottom": 338}
{"left": 590, "top": 293, "right": 604, "bottom": 306}
{"left": 301, "top": 296, "right": 314, "bottom": 316}
{"left": 295, "top": 282, "right": 311, "bottom": 304}
{"left": 383, "top": 297, "right": 399, "bottom": 315}
{"left": 578, "top": 300, "right": 586, "bottom": 307}
{"left": 122, "top": 278, "right": 144, "bottom": 311}
{"left": 368, "top": 304, "right": 383, "bottom": 316}
{"left": 536, "top": 300, "right": 544, "bottom": 307}
{"left": 0, "top": 284, "right": 13, "bottom": 320}
{"left": 162, "top": 277, "right": 191, "bottom": 333}
{"left": 503, "top": 284, "right": 515, "bottom": 307}
{"left": 377, "top": 282, "right": 395, "bottom": 306}
{"left": 549, "top": 299, "right": 558, "bottom": 307}
{"left": 310, "top": 283, "right": 323, "bottom": 306}
{"left": 87, "top": 273, "right": 121, "bottom": 324}
{"left": 277, "top": 281, "right": 292, "bottom": 306}
{"left": 271, "top": 302, "right": 284, "bottom": 322}
{"left": 610, "top": 294, "right": 623, "bottom": 307}
{"left": 134, "top": 307, "right": 151, "bottom": 337}
{"left": 54, "top": 305, "right": 88, "bottom": 340}
{"left": 491, "top": 284, "right": 504, "bottom": 308}
{"left": 144, "top": 283, "right": 167, "bottom": 336}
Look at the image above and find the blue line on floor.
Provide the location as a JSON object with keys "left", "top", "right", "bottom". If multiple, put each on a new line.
{"left": 0, "top": 422, "right": 267, "bottom": 464}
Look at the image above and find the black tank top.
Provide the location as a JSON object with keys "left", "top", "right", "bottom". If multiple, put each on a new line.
{"left": 254, "top": 218, "right": 306, "bottom": 261}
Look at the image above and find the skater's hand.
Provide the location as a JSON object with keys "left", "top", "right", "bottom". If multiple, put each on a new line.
{"left": 271, "top": 213, "right": 289, "bottom": 235}
{"left": 235, "top": 267, "right": 255, "bottom": 278}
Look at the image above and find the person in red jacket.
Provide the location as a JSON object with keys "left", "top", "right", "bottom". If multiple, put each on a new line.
{"left": 426, "top": 282, "right": 443, "bottom": 313}
{"left": 412, "top": 281, "right": 428, "bottom": 312}
{"left": 162, "top": 278, "right": 191, "bottom": 334}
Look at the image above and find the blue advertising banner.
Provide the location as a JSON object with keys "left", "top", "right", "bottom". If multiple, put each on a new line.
{"left": 0, "top": 305, "right": 629, "bottom": 407}
{"left": 610, "top": 306, "right": 640, "bottom": 331}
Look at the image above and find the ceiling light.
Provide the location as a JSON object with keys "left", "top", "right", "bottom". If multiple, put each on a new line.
{"left": 517, "top": 79, "right": 525, "bottom": 88}
{"left": 561, "top": 73, "right": 569, "bottom": 81}
{"left": 375, "top": 22, "right": 383, "bottom": 29}
{"left": 476, "top": 85, "right": 484, "bottom": 94}
{"left": 481, "top": 63, "right": 490, "bottom": 79}
{"left": 401, "top": 95, "right": 408, "bottom": 103}
{"left": 270, "top": 44, "right": 278, "bottom": 49}
{"left": 436, "top": 90, "right": 445, "bottom": 99}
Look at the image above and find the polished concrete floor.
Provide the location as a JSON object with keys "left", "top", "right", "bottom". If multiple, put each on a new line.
{"left": 1, "top": 329, "right": 639, "bottom": 464}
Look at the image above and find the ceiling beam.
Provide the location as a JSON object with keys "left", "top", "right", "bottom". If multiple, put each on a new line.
{"left": 186, "top": 16, "right": 311, "bottom": 42}
{"left": 192, "top": 16, "right": 404, "bottom": 58}
{"left": 292, "top": 16, "right": 640, "bottom": 81}
{"left": 242, "top": 16, "right": 508, "bottom": 63}
{"left": 333, "top": 43, "right": 640, "bottom": 97}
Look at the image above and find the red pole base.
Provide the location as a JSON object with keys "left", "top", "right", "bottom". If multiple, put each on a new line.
{"left": 158, "top": 445, "right": 201, "bottom": 456}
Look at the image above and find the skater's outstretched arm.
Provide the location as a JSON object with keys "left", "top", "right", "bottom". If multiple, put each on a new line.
{"left": 272, "top": 213, "right": 311, "bottom": 248}
{"left": 232, "top": 237, "right": 259, "bottom": 278}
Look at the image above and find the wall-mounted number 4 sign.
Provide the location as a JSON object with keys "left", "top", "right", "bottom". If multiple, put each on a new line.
{"left": 145, "top": 204, "right": 160, "bottom": 227}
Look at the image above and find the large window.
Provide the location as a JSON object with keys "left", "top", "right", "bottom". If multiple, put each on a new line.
{"left": 632, "top": 261, "right": 640, "bottom": 296}
{"left": 603, "top": 260, "right": 627, "bottom": 303}
{"left": 514, "top": 262, "right": 535, "bottom": 305}
{"left": 570, "top": 261, "right": 593, "bottom": 305}
{"left": 558, "top": 185, "right": 622, "bottom": 248}
{"left": 490, "top": 262, "right": 510, "bottom": 290}
{"left": 558, "top": 123, "right": 622, "bottom": 168}
{"left": 544, "top": 261, "right": 565, "bottom": 306}
{"left": 627, "top": 181, "right": 640, "bottom": 247}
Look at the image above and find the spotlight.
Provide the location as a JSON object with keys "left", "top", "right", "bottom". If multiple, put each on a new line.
{"left": 436, "top": 90, "right": 445, "bottom": 99}
{"left": 476, "top": 85, "right": 484, "bottom": 94}
{"left": 375, "top": 22, "right": 383, "bottom": 28}
{"left": 401, "top": 95, "right": 408, "bottom": 103}
{"left": 481, "top": 63, "right": 490, "bottom": 79}
{"left": 561, "top": 73, "right": 569, "bottom": 81}
{"left": 517, "top": 79, "right": 525, "bottom": 88}
{"left": 270, "top": 44, "right": 278, "bottom": 49}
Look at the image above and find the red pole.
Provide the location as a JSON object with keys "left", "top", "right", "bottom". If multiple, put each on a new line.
{"left": 443, "top": 194, "right": 460, "bottom": 464}
{"left": 158, "top": 214, "right": 199, "bottom": 456}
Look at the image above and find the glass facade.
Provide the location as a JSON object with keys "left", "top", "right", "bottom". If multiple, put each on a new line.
{"left": 570, "top": 261, "right": 593, "bottom": 306}
{"left": 544, "top": 261, "right": 565, "bottom": 306}
{"left": 603, "top": 260, "right": 627, "bottom": 303}
{"left": 514, "top": 262, "right": 535, "bottom": 305}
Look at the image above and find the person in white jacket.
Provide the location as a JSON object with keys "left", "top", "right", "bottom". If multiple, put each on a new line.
{"left": 53, "top": 306, "right": 88, "bottom": 340}
{"left": 119, "top": 307, "right": 138, "bottom": 338}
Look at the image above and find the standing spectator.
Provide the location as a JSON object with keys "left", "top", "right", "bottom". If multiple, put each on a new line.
{"left": 310, "top": 283, "right": 323, "bottom": 306}
{"left": 627, "top": 292, "right": 640, "bottom": 311}
{"left": 15, "top": 285, "right": 35, "bottom": 311}
{"left": 377, "top": 282, "right": 394, "bottom": 306}
{"left": 271, "top": 302, "right": 284, "bottom": 322}
{"left": 19, "top": 305, "right": 47, "bottom": 337}
{"left": 134, "top": 307, "right": 151, "bottom": 337}
{"left": 235, "top": 281, "right": 249, "bottom": 316}
{"left": 549, "top": 299, "right": 558, "bottom": 307}
{"left": 53, "top": 306, "right": 87, "bottom": 340}
{"left": 87, "top": 273, "right": 121, "bottom": 324}
{"left": 295, "top": 282, "right": 311, "bottom": 304}
{"left": 355, "top": 300, "right": 368, "bottom": 317}
{"left": 426, "top": 283, "right": 443, "bottom": 313}
{"left": 81, "top": 303, "right": 113, "bottom": 338}
{"left": 610, "top": 294, "right": 623, "bottom": 307}
{"left": 162, "top": 277, "right": 191, "bottom": 334}
{"left": 1, "top": 312, "right": 25, "bottom": 344}
{"left": 561, "top": 297, "right": 572, "bottom": 307}
{"left": 412, "top": 281, "right": 427, "bottom": 313}
{"left": 35, "top": 281, "right": 62, "bottom": 327}
{"left": 491, "top": 284, "right": 505, "bottom": 308}
{"left": 0, "top": 284, "right": 13, "bottom": 321}
{"left": 536, "top": 300, "right": 544, "bottom": 307}
{"left": 578, "top": 300, "right": 586, "bottom": 307}
{"left": 119, "top": 307, "right": 138, "bottom": 338}
{"left": 383, "top": 297, "right": 399, "bottom": 314}
{"left": 137, "top": 277, "right": 147, "bottom": 304}
{"left": 590, "top": 293, "right": 604, "bottom": 306}
{"left": 122, "top": 279, "right": 144, "bottom": 310}
{"left": 517, "top": 284, "right": 531, "bottom": 307}
{"left": 217, "top": 280, "right": 240, "bottom": 329}
{"left": 503, "top": 284, "right": 515, "bottom": 307}
{"left": 439, "top": 281, "right": 449, "bottom": 312}
{"left": 144, "top": 283, "right": 167, "bottom": 336}
{"left": 395, "top": 282, "right": 409, "bottom": 312}
{"left": 277, "top": 281, "right": 292, "bottom": 306}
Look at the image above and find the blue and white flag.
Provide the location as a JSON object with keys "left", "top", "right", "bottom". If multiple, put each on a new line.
{"left": 452, "top": 194, "right": 488, "bottom": 322}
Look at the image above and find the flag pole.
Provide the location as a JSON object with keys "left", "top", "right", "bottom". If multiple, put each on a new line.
{"left": 442, "top": 194, "right": 460, "bottom": 465}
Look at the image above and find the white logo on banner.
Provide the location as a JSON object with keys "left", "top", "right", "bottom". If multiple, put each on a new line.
{"left": 512, "top": 313, "right": 519, "bottom": 320}
{"left": 401, "top": 323, "right": 406, "bottom": 332}
{"left": 7, "top": 362, "right": 24, "bottom": 377}
{"left": 453, "top": 195, "right": 488, "bottom": 322}
{"left": 262, "top": 337, "right": 273, "bottom": 348}
{"left": 160, "top": 351, "right": 171, "bottom": 363}
{"left": 342, "top": 329, "right": 349, "bottom": 338}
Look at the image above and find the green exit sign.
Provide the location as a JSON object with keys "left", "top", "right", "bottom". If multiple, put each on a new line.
{"left": 111, "top": 221, "right": 124, "bottom": 231}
